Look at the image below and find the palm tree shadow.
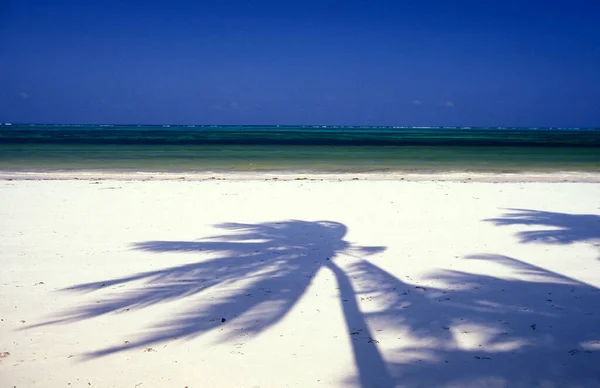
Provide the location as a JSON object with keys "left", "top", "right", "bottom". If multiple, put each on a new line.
{"left": 29, "top": 220, "right": 395, "bottom": 386}
{"left": 485, "top": 208, "right": 600, "bottom": 248}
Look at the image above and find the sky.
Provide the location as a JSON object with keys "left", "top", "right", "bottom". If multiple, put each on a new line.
{"left": 1, "top": 0, "right": 599, "bottom": 127}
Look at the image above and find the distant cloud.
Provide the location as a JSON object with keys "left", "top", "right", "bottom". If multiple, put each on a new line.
{"left": 230, "top": 101, "right": 240, "bottom": 109}
{"left": 19, "top": 92, "right": 29, "bottom": 99}
{"left": 412, "top": 100, "right": 423, "bottom": 106}
{"left": 444, "top": 101, "right": 455, "bottom": 108}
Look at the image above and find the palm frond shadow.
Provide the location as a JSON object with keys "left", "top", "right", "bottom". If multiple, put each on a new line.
{"left": 485, "top": 208, "right": 600, "bottom": 247}
{"left": 346, "top": 254, "right": 600, "bottom": 387}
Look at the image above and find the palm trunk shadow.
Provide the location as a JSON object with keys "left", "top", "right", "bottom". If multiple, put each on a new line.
{"left": 327, "top": 260, "right": 394, "bottom": 388}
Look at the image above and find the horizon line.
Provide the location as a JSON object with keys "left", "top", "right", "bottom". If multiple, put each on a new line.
{"left": 2, "top": 123, "right": 600, "bottom": 130}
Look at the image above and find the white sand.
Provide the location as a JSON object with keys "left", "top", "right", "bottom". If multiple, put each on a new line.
{"left": 1, "top": 177, "right": 599, "bottom": 387}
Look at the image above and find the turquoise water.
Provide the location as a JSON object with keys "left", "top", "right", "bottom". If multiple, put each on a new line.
{"left": 1, "top": 124, "right": 600, "bottom": 172}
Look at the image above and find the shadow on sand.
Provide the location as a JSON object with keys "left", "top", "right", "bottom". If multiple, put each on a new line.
{"left": 29, "top": 213, "right": 600, "bottom": 387}
{"left": 485, "top": 208, "right": 600, "bottom": 248}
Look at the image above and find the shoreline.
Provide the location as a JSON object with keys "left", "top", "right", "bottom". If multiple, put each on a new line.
{"left": 3, "top": 170, "right": 600, "bottom": 183}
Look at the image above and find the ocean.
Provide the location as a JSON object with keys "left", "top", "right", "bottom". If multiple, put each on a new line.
{"left": 1, "top": 124, "right": 600, "bottom": 173}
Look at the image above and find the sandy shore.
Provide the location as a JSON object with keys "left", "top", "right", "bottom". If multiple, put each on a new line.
{"left": 4, "top": 170, "right": 600, "bottom": 183}
{"left": 1, "top": 177, "right": 599, "bottom": 387}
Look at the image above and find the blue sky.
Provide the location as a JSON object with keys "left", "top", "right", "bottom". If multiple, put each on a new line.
{"left": 1, "top": 0, "right": 599, "bottom": 126}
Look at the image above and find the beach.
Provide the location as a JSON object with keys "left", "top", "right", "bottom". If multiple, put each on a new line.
{"left": 1, "top": 175, "right": 599, "bottom": 387}
{"left": 4, "top": 0, "right": 600, "bottom": 384}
